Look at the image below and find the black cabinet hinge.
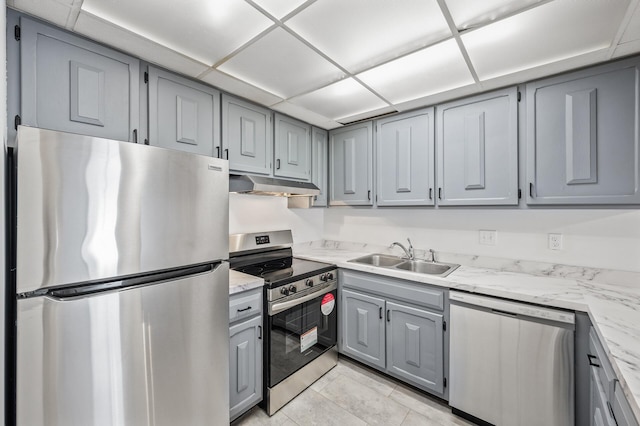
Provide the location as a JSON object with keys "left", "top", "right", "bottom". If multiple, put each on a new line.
{"left": 443, "top": 320, "right": 447, "bottom": 331}
{"left": 517, "top": 91, "right": 521, "bottom": 102}
{"left": 518, "top": 188, "right": 522, "bottom": 199}
{"left": 444, "top": 377, "right": 447, "bottom": 388}
{"left": 14, "top": 115, "right": 21, "bottom": 130}
{"left": 14, "top": 25, "right": 20, "bottom": 41}
{"left": 144, "top": 72, "right": 148, "bottom": 84}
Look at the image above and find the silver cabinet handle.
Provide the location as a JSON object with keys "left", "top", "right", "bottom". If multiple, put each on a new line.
{"left": 276, "top": 159, "right": 281, "bottom": 169}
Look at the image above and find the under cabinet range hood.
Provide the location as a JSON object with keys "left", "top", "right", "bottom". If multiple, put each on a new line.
{"left": 229, "top": 174, "right": 320, "bottom": 208}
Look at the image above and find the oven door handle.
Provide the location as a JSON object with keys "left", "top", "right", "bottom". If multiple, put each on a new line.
{"left": 269, "top": 282, "right": 337, "bottom": 315}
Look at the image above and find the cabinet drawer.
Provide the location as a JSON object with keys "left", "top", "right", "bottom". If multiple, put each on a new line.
{"left": 612, "top": 382, "right": 639, "bottom": 426}
{"left": 230, "top": 288, "right": 262, "bottom": 323}
{"left": 340, "top": 270, "right": 445, "bottom": 311}
{"left": 589, "top": 328, "right": 616, "bottom": 395}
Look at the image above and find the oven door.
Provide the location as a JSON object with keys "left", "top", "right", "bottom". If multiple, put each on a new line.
{"left": 267, "top": 285, "right": 337, "bottom": 388}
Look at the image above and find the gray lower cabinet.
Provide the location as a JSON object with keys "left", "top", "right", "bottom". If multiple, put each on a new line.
{"left": 311, "top": 127, "right": 329, "bottom": 207}
{"left": 274, "top": 114, "right": 311, "bottom": 181}
{"left": 147, "top": 66, "right": 220, "bottom": 156}
{"left": 376, "top": 109, "right": 435, "bottom": 206}
{"left": 229, "top": 288, "right": 263, "bottom": 421}
{"left": 330, "top": 122, "right": 374, "bottom": 206}
{"left": 526, "top": 56, "right": 640, "bottom": 205}
{"left": 222, "top": 95, "right": 273, "bottom": 175}
{"left": 339, "top": 270, "right": 447, "bottom": 398}
{"left": 437, "top": 87, "right": 519, "bottom": 206}
{"left": 588, "top": 327, "right": 638, "bottom": 426}
{"left": 18, "top": 15, "right": 139, "bottom": 142}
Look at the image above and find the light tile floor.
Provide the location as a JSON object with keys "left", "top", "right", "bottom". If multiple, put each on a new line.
{"left": 232, "top": 357, "right": 475, "bottom": 426}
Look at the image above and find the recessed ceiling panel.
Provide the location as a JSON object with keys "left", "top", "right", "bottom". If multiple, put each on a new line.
{"left": 81, "top": 0, "right": 273, "bottom": 65}
{"left": 218, "top": 27, "right": 345, "bottom": 99}
{"left": 251, "top": 0, "right": 307, "bottom": 19}
{"left": 199, "top": 69, "right": 283, "bottom": 106}
{"left": 621, "top": 2, "right": 640, "bottom": 43}
{"left": 357, "top": 39, "right": 474, "bottom": 104}
{"left": 462, "top": 0, "right": 630, "bottom": 81}
{"left": 289, "top": 78, "right": 388, "bottom": 120}
{"left": 74, "top": 12, "right": 210, "bottom": 78}
{"left": 286, "top": 0, "right": 451, "bottom": 73}
{"left": 445, "top": 0, "right": 543, "bottom": 30}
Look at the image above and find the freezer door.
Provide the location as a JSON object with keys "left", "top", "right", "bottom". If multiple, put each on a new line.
{"left": 16, "top": 262, "right": 229, "bottom": 426}
{"left": 15, "top": 126, "right": 229, "bottom": 293}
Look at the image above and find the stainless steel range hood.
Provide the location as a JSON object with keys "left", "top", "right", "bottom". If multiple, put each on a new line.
{"left": 229, "top": 174, "right": 320, "bottom": 208}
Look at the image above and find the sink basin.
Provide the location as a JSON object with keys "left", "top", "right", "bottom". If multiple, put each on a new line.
{"left": 395, "top": 260, "right": 459, "bottom": 277}
{"left": 348, "top": 254, "right": 404, "bottom": 267}
{"left": 348, "top": 254, "right": 460, "bottom": 278}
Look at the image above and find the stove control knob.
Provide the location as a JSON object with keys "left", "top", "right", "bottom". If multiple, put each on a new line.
{"left": 326, "top": 272, "right": 334, "bottom": 281}
{"left": 280, "top": 287, "right": 290, "bottom": 296}
{"left": 288, "top": 285, "right": 297, "bottom": 294}
{"left": 305, "top": 279, "right": 314, "bottom": 287}
{"left": 320, "top": 274, "right": 327, "bottom": 282}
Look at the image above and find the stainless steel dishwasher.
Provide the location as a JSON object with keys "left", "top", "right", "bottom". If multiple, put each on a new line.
{"left": 449, "top": 291, "right": 575, "bottom": 426}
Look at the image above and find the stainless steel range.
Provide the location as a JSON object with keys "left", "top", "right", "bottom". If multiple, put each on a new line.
{"left": 230, "top": 230, "right": 338, "bottom": 415}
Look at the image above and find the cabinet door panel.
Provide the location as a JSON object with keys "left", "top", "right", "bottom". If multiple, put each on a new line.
{"left": 229, "top": 316, "right": 262, "bottom": 421}
{"left": 330, "top": 123, "right": 373, "bottom": 205}
{"left": 341, "top": 289, "right": 385, "bottom": 369}
{"left": 223, "top": 95, "right": 272, "bottom": 175}
{"left": 437, "top": 87, "right": 518, "bottom": 205}
{"left": 387, "top": 301, "right": 444, "bottom": 394}
{"left": 526, "top": 57, "right": 640, "bottom": 204}
{"left": 20, "top": 17, "right": 139, "bottom": 142}
{"left": 274, "top": 114, "right": 311, "bottom": 181}
{"left": 377, "top": 109, "right": 435, "bottom": 206}
{"left": 311, "top": 127, "right": 329, "bottom": 206}
{"left": 148, "top": 67, "right": 219, "bottom": 156}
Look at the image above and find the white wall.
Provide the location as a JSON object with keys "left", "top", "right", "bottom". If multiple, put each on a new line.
{"left": 229, "top": 193, "right": 323, "bottom": 242}
{"left": 323, "top": 208, "right": 640, "bottom": 272}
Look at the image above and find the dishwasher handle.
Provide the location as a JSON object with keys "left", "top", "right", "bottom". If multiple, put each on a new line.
{"left": 450, "top": 291, "right": 575, "bottom": 325}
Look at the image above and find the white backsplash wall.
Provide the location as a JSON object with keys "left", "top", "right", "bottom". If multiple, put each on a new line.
{"left": 229, "top": 193, "right": 323, "bottom": 242}
{"left": 323, "top": 208, "right": 640, "bottom": 273}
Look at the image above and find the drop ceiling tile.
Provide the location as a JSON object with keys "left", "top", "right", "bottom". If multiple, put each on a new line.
{"left": 81, "top": 0, "right": 273, "bottom": 65}
{"left": 461, "top": 0, "right": 630, "bottom": 81}
{"left": 270, "top": 101, "right": 340, "bottom": 129}
{"left": 286, "top": 0, "right": 451, "bottom": 73}
{"left": 445, "top": 0, "right": 543, "bottom": 30}
{"left": 74, "top": 12, "right": 210, "bottom": 77}
{"left": 621, "top": 2, "right": 640, "bottom": 43}
{"left": 288, "top": 78, "right": 388, "bottom": 120}
{"left": 218, "top": 27, "right": 345, "bottom": 99}
{"left": 250, "top": 0, "right": 307, "bottom": 19}
{"left": 12, "top": 0, "right": 73, "bottom": 27}
{"left": 199, "top": 69, "right": 284, "bottom": 106}
{"left": 357, "top": 39, "right": 474, "bottom": 104}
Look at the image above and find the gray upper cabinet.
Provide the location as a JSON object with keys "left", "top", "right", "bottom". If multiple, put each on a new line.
{"left": 376, "top": 109, "right": 435, "bottom": 206}
{"left": 148, "top": 66, "right": 220, "bottom": 156}
{"left": 311, "top": 127, "right": 329, "bottom": 207}
{"left": 19, "top": 16, "right": 139, "bottom": 142}
{"left": 222, "top": 95, "right": 272, "bottom": 175}
{"left": 274, "top": 114, "right": 311, "bottom": 181}
{"left": 329, "top": 122, "right": 374, "bottom": 206}
{"left": 387, "top": 301, "right": 444, "bottom": 394}
{"left": 341, "top": 288, "right": 386, "bottom": 369}
{"left": 437, "top": 87, "right": 519, "bottom": 206}
{"left": 526, "top": 57, "right": 640, "bottom": 205}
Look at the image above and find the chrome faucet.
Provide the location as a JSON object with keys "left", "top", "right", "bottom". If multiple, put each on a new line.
{"left": 427, "top": 248, "right": 436, "bottom": 263}
{"left": 391, "top": 238, "right": 414, "bottom": 260}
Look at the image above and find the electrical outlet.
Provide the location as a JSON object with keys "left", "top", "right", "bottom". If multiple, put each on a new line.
{"left": 479, "top": 230, "right": 497, "bottom": 246}
{"left": 548, "top": 233, "right": 563, "bottom": 250}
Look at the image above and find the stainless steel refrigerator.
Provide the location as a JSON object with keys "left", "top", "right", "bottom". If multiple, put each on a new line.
{"left": 10, "top": 126, "right": 230, "bottom": 425}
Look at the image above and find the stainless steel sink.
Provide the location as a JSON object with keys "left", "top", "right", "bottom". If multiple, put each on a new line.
{"left": 395, "top": 260, "right": 459, "bottom": 277}
{"left": 348, "top": 254, "right": 405, "bottom": 267}
{"left": 348, "top": 254, "right": 459, "bottom": 277}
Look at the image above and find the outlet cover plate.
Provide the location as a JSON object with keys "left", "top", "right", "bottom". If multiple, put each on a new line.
{"left": 479, "top": 230, "right": 497, "bottom": 246}
{"left": 548, "top": 233, "right": 563, "bottom": 250}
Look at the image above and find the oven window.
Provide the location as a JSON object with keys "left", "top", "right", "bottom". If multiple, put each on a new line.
{"left": 268, "top": 289, "right": 337, "bottom": 387}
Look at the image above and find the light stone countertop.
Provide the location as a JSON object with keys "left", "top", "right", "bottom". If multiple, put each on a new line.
{"left": 229, "top": 269, "right": 264, "bottom": 295}
{"left": 293, "top": 240, "right": 640, "bottom": 422}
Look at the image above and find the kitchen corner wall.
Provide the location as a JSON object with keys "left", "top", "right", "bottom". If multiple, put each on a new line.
{"left": 229, "top": 193, "right": 324, "bottom": 242}
{"left": 323, "top": 208, "right": 640, "bottom": 273}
